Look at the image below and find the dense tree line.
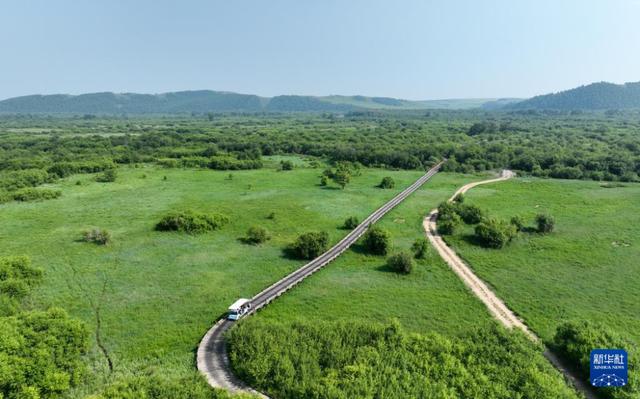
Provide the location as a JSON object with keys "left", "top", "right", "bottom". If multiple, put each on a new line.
{"left": 2, "top": 111, "right": 640, "bottom": 191}
{"left": 227, "top": 319, "right": 578, "bottom": 399}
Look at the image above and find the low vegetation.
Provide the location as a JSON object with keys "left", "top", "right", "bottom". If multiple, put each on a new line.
{"left": 386, "top": 251, "right": 414, "bottom": 274}
{"left": 289, "top": 231, "right": 329, "bottom": 259}
{"left": 82, "top": 228, "right": 112, "bottom": 245}
{"left": 553, "top": 321, "right": 638, "bottom": 398}
{"left": 242, "top": 226, "right": 270, "bottom": 245}
{"left": 362, "top": 226, "right": 391, "bottom": 255}
{"left": 474, "top": 218, "right": 517, "bottom": 248}
{"left": 342, "top": 216, "right": 359, "bottom": 229}
{"left": 228, "top": 319, "right": 579, "bottom": 399}
{"left": 0, "top": 255, "right": 88, "bottom": 399}
{"left": 155, "top": 210, "right": 229, "bottom": 234}
{"left": 96, "top": 168, "right": 118, "bottom": 183}
{"left": 378, "top": 176, "right": 395, "bottom": 189}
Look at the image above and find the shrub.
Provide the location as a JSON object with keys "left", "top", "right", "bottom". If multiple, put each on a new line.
{"left": 289, "top": 231, "right": 329, "bottom": 259}
{"left": 453, "top": 193, "right": 465, "bottom": 203}
{"left": 280, "top": 160, "right": 294, "bottom": 171}
{"left": 320, "top": 175, "right": 329, "bottom": 186}
{"left": 536, "top": 214, "right": 555, "bottom": 234}
{"left": 553, "top": 321, "right": 638, "bottom": 399}
{"left": 474, "top": 218, "right": 516, "bottom": 248}
{"left": 266, "top": 212, "right": 276, "bottom": 220}
{"left": 0, "top": 308, "right": 89, "bottom": 399}
{"left": 456, "top": 203, "right": 484, "bottom": 224}
{"left": 437, "top": 211, "right": 461, "bottom": 235}
{"left": 12, "top": 188, "right": 61, "bottom": 202}
{"left": 363, "top": 226, "right": 391, "bottom": 255}
{"left": 96, "top": 168, "right": 118, "bottom": 183}
{"left": 82, "top": 228, "right": 112, "bottom": 245}
{"left": 155, "top": 210, "right": 229, "bottom": 234}
{"left": 387, "top": 252, "right": 414, "bottom": 274}
{"left": 378, "top": 176, "right": 395, "bottom": 189}
{"left": 243, "top": 226, "right": 270, "bottom": 244}
{"left": 342, "top": 216, "right": 359, "bottom": 230}
{"left": 411, "top": 238, "right": 429, "bottom": 259}
{"left": 509, "top": 215, "right": 525, "bottom": 232}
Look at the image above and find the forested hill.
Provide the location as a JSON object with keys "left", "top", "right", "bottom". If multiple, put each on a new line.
{"left": 0, "top": 90, "right": 501, "bottom": 114}
{"left": 506, "top": 81, "right": 640, "bottom": 110}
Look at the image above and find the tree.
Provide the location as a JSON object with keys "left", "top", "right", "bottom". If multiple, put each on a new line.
{"left": 387, "top": 252, "right": 414, "bottom": 274}
{"left": 332, "top": 169, "right": 351, "bottom": 189}
{"left": 96, "top": 168, "right": 117, "bottom": 183}
{"left": 378, "top": 176, "right": 395, "bottom": 189}
{"left": 342, "top": 216, "right": 359, "bottom": 230}
{"left": 363, "top": 227, "right": 391, "bottom": 255}
{"left": 536, "top": 214, "right": 555, "bottom": 234}
{"left": 437, "top": 212, "right": 461, "bottom": 235}
{"left": 243, "top": 226, "right": 270, "bottom": 244}
{"left": 290, "top": 232, "right": 329, "bottom": 259}
{"left": 411, "top": 238, "right": 429, "bottom": 259}
{"left": 474, "top": 218, "right": 516, "bottom": 248}
{"left": 280, "top": 160, "right": 294, "bottom": 171}
{"left": 456, "top": 203, "right": 484, "bottom": 224}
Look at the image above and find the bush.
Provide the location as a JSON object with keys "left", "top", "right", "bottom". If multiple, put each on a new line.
{"left": 290, "top": 231, "right": 329, "bottom": 259}
{"left": 553, "top": 321, "right": 638, "bottom": 399}
{"left": 378, "top": 176, "right": 395, "bottom": 189}
{"left": 536, "top": 214, "right": 555, "bottom": 234}
{"left": 411, "top": 238, "right": 429, "bottom": 259}
{"left": 510, "top": 215, "right": 526, "bottom": 232}
{"left": 155, "top": 210, "right": 230, "bottom": 234}
{"left": 474, "top": 218, "right": 516, "bottom": 248}
{"left": 280, "top": 160, "right": 294, "bottom": 171}
{"left": 387, "top": 252, "right": 414, "bottom": 274}
{"left": 320, "top": 175, "right": 329, "bottom": 186}
{"left": 82, "top": 228, "right": 112, "bottom": 245}
{"left": 243, "top": 226, "right": 270, "bottom": 244}
{"left": 437, "top": 212, "right": 461, "bottom": 235}
{"left": 363, "top": 226, "right": 391, "bottom": 255}
{"left": 95, "top": 373, "right": 240, "bottom": 399}
{"left": 453, "top": 193, "right": 465, "bottom": 203}
{"left": 12, "top": 188, "right": 61, "bottom": 202}
{"left": 227, "top": 320, "right": 579, "bottom": 399}
{"left": 0, "top": 308, "right": 89, "bottom": 399}
{"left": 342, "top": 216, "right": 359, "bottom": 230}
{"left": 95, "top": 168, "right": 118, "bottom": 183}
{"left": 456, "top": 203, "right": 484, "bottom": 224}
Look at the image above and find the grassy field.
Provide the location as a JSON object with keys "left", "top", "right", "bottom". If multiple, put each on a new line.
{"left": 1, "top": 160, "right": 493, "bottom": 393}
{"left": 254, "top": 172, "right": 494, "bottom": 335}
{"left": 446, "top": 177, "right": 640, "bottom": 346}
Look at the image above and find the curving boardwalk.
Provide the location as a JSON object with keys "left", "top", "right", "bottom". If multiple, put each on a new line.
{"left": 197, "top": 162, "right": 444, "bottom": 396}
{"left": 424, "top": 170, "right": 598, "bottom": 399}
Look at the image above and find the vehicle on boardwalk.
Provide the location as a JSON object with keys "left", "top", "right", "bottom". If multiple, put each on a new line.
{"left": 227, "top": 298, "right": 251, "bottom": 320}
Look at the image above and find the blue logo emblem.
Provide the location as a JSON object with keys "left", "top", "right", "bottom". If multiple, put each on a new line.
{"left": 590, "top": 349, "right": 628, "bottom": 387}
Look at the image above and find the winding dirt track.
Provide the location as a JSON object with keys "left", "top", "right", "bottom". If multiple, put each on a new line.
{"left": 424, "top": 170, "right": 599, "bottom": 399}
{"left": 197, "top": 162, "right": 444, "bottom": 397}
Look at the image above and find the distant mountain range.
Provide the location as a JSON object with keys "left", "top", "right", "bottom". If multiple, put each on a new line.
{"left": 506, "top": 81, "right": 640, "bottom": 110}
{"left": 0, "top": 90, "right": 517, "bottom": 114}
{"left": 1, "top": 81, "right": 638, "bottom": 114}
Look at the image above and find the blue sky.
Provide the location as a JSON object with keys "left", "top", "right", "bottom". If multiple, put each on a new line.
{"left": 1, "top": 0, "right": 639, "bottom": 100}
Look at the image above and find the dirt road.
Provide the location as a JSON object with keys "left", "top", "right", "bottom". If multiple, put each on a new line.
{"left": 423, "top": 170, "right": 598, "bottom": 399}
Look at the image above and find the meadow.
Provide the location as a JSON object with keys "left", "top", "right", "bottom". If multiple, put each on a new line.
{"left": 0, "top": 158, "right": 451, "bottom": 394}
{"left": 446, "top": 177, "right": 640, "bottom": 346}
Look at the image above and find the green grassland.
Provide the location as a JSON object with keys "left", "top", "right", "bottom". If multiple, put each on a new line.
{"left": 447, "top": 177, "right": 640, "bottom": 346}
{"left": 253, "top": 172, "right": 494, "bottom": 335}
{"left": 1, "top": 162, "right": 485, "bottom": 393}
